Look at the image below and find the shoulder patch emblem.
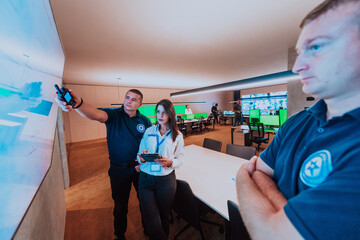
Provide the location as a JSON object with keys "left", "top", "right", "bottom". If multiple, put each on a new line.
{"left": 299, "top": 150, "right": 333, "bottom": 187}
{"left": 137, "top": 124, "right": 145, "bottom": 133}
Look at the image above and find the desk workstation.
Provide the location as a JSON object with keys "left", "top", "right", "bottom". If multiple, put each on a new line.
{"left": 231, "top": 125, "right": 279, "bottom": 145}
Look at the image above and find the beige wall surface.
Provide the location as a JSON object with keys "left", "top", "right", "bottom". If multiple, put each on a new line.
{"left": 62, "top": 84, "right": 233, "bottom": 143}
{"left": 13, "top": 128, "right": 66, "bottom": 240}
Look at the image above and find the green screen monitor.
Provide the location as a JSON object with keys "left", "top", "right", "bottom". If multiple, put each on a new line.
{"left": 138, "top": 106, "right": 156, "bottom": 117}
{"left": 201, "top": 112, "right": 207, "bottom": 118}
{"left": 174, "top": 105, "right": 186, "bottom": 114}
{"left": 260, "top": 115, "right": 280, "bottom": 126}
{"left": 187, "top": 114, "right": 195, "bottom": 120}
{"left": 279, "top": 109, "right": 287, "bottom": 126}
{"left": 195, "top": 113, "right": 202, "bottom": 119}
{"left": 249, "top": 109, "right": 260, "bottom": 123}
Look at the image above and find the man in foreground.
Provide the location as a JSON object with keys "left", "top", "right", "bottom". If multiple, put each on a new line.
{"left": 55, "top": 89, "right": 151, "bottom": 240}
{"left": 236, "top": 0, "right": 360, "bottom": 239}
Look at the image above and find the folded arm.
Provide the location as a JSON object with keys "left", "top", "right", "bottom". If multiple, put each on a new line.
{"left": 236, "top": 156, "right": 303, "bottom": 240}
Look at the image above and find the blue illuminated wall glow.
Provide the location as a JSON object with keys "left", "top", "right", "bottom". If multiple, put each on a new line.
{"left": 0, "top": 0, "right": 65, "bottom": 239}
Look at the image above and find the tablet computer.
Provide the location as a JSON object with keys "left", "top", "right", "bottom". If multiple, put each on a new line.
{"left": 140, "top": 153, "right": 160, "bottom": 162}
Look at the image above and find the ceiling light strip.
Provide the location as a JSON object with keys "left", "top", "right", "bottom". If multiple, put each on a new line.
{"left": 170, "top": 70, "right": 299, "bottom": 97}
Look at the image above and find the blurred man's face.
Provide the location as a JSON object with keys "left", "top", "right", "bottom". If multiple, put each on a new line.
{"left": 123, "top": 91, "right": 142, "bottom": 112}
{"left": 293, "top": 3, "right": 360, "bottom": 101}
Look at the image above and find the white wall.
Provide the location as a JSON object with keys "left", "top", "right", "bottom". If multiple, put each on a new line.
{"left": 62, "top": 84, "right": 233, "bottom": 143}
{"left": 13, "top": 128, "right": 66, "bottom": 240}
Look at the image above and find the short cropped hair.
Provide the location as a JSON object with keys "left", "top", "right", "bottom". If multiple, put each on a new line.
{"left": 300, "top": 0, "right": 360, "bottom": 28}
{"left": 127, "top": 89, "right": 143, "bottom": 102}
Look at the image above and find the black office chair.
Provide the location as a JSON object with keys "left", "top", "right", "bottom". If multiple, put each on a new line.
{"left": 178, "top": 118, "right": 187, "bottom": 137}
{"left": 172, "top": 180, "right": 224, "bottom": 240}
{"left": 191, "top": 116, "right": 203, "bottom": 134}
{"left": 203, "top": 115, "right": 213, "bottom": 131}
{"left": 250, "top": 117, "right": 259, "bottom": 124}
{"left": 247, "top": 122, "right": 269, "bottom": 151}
{"left": 226, "top": 144, "right": 256, "bottom": 160}
{"left": 219, "top": 110, "right": 228, "bottom": 126}
{"left": 203, "top": 138, "right": 222, "bottom": 152}
{"left": 227, "top": 200, "right": 251, "bottom": 240}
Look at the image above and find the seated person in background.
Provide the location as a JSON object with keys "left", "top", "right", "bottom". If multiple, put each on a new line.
{"left": 137, "top": 99, "right": 184, "bottom": 240}
{"left": 185, "top": 104, "right": 193, "bottom": 114}
{"left": 211, "top": 103, "right": 219, "bottom": 124}
{"left": 235, "top": 0, "right": 360, "bottom": 239}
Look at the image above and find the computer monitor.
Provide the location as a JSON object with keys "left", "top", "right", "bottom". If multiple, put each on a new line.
{"left": 279, "top": 109, "right": 287, "bottom": 126}
{"left": 249, "top": 109, "right": 260, "bottom": 123}
{"left": 174, "top": 105, "right": 186, "bottom": 114}
{"left": 260, "top": 115, "right": 280, "bottom": 126}
{"left": 195, "top": 113, "right": 202, "bottom": 119}
{"left": 138, "top": 106, "right": 156, "bottom": 117}
{"left": 224, "top": 110, "right": 234, "bottom": 115}
{"left": 201, "top": 112, "right": 207, "bottom": 118}
{"left": 187, "top": 114, "right": 195, "bottom": 120}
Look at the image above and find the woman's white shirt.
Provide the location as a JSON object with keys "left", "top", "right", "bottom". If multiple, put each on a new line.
{"left": 185, "top": 108, "right": 193, "bottom": 114}
{"left": 137, "top": 125, "right": 184, "bottom": 176}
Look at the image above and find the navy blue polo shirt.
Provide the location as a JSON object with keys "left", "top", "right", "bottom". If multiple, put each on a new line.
{"left": 103, "top": 106, "right": 152, "bottom": 165}
{"left": 260, "top": 100, "right": 360, "bottom": 240}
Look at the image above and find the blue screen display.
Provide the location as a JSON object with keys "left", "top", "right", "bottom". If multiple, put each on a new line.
{"left": 65, "top": 92, "right": 72, "bottom": 102}
{"left": 242, "top": 91, "right": 287, "bottom": 115}
{"left": 0, "top": 0, "right": 65, "bottom": 238}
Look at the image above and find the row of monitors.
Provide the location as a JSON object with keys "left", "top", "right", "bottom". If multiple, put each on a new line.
{"left": 249, "top": 109, "right": 287, "bottom": 126}
{"left": 181, "top": 113, "right": 207, "bottom": 120}
{"left": 138, "top": 105, "right": 187, "bottom": 117}
{"left": 147, "top": 113, "right": 208, "bottom": 124}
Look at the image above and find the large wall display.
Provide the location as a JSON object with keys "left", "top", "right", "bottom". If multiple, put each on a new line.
{"left": 0, "top": 0, "right": 65, "bottom": 239}
{"left": 242, "top": 91, "right": 287, "bottom": 115}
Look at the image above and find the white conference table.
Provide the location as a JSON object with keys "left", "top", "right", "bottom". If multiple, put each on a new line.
{"left": 175, "top": 144, "right": 248, "bottom": 221}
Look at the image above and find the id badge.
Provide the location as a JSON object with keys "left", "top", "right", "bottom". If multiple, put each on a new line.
{"left": 150, "top": 163, "right": 161, "bottom": 172}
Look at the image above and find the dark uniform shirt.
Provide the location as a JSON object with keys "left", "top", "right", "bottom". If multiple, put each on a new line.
{"left": 103, "top": 106, "right": 152, "bottom": 165}
{"left": 233, "top": 103, "right": 242, "bottom": 116}
{"left": 260, "top": 100, "right": 360, "bottom": 240}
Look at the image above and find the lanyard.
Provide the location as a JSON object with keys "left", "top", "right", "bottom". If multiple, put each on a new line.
{"left": 149, "top": 126, "right": 171, "bottom": 153}
{"left": 155, "top": 131, "right": 171, "bottom": 153}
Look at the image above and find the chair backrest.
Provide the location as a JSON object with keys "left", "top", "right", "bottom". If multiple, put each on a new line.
{"left": 257, "top": 122, "right": 265, "bottom": 138}
{"left": 177, "top": 115, "right": 182, "bottom": 122}
{"left": 226, "top": 144, "right": 256, "bottom": 160}
{"left": 172, "top": 180, "right": 201, "bottom": 230}
{"left": 227, "top": 200, "right": 251, "bottom": 240}
{"left": 251, "top": 117, "right": 260, "bottom": 124}
{"left": 220, "top": 109, "right": 224, "bottom": 117}
{"left": 247, "top": 122, "right": 265, "bottom": 140}
{"left": 178, "top": 118, "right": 186, "bottom": 129}
{"left": 203, "top": 138, "right": 222, "bottom": 152}
{"left": 247, "top": 122, "right": 256, "bottom": 140}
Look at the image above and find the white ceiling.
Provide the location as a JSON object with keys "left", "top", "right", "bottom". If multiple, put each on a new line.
{"left": 50, "top": 0, "right": 323, "bottom": 89}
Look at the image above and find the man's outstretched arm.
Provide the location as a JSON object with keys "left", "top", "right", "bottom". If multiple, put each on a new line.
{"left": 236, "top": 156, "right": 303, "bottom": 240}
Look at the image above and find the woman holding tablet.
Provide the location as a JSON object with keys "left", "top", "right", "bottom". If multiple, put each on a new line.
{"left": 137, "top": 99, "right": 184, "bottom": 240}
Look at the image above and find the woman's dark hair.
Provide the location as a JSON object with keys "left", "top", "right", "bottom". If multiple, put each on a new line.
{"left": 156, "top": 99, "right": 179, "bottom": 142}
